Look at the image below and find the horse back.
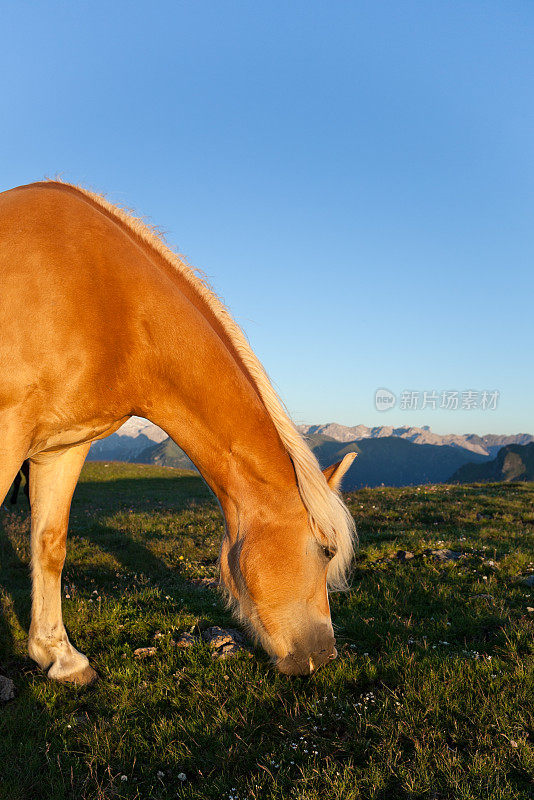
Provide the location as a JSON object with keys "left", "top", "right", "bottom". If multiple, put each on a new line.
{"left": 0, "top": 183, "right": 158, "bottom": 434}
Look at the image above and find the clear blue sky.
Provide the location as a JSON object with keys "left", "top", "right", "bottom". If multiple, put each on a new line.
{"left": 2, "top": 1, "right": 532, "bottom": 434}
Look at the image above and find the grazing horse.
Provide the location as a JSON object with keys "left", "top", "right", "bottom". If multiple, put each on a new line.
{"left": 0, "top": 181, "right": 356, "bottom": 683}
{"left": 8, "top": 460, "right": 30, "bottom": 505}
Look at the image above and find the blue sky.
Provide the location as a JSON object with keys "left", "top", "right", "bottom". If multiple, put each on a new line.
{"left": 1, "top": 1, "right": 532, "bottom": 434}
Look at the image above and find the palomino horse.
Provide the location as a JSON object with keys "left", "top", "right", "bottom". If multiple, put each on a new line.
{"left": 0, "top": 181, "right": 356, "bottom": 683}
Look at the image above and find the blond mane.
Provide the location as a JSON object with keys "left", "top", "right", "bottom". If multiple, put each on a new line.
{"left": 47, "top": 180, "right": 355, "bottom": 589}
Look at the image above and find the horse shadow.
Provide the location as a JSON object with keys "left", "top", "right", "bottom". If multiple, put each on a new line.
{"left": 66, "top": 473, "right": 226, "bottom": 609}
{"left": 0, "top": 505, "right": 32, "bottom": 671}
{"left": 0, "top": 472, "right": 230, "bottom": 673}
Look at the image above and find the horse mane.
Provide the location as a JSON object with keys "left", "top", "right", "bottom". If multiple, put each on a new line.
{"left": 45, "top": 179, "right": 355, "bottom": 589}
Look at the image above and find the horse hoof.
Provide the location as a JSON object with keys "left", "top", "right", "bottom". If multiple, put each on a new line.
{"left": 48, "top": 662, "right": 98, "bottom": 686}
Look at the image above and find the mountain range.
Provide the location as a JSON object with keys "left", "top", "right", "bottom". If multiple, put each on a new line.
{"left": 451, "top": 443, "right": 534, "bottom": 484}
{"left": 297, "top": 423, "right": 533, "bottom": 458}
{"left": 88, "top": 417, "right": 168, "bottom": 461}
{"left": 303, "top": 433, "right": 489, "bottom": 490}
{"left": 87, "top": 418, "right": 533, "bottom": 489}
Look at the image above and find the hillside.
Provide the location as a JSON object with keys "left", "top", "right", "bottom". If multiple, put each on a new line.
{"left": 135, "top": 437, "right": 195, "bottom": 470}
{"left": 451, "top": 442, "right": 534, "bottom": 483}
{"left": 134, "top": 432, "right": 489, "bottom": 489}
{"left": 1, "top": 463, "right": 533, "bottom": 800}
{"left": 305, "top": 434, "right": 489, "bottom": 490}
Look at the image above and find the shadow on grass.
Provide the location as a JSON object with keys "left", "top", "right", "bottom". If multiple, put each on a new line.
{"left": 0, "top": 472, "right": 224, "bottom": 672}
{"left": 74, "top": 471, "right": 215, "bottom": 515}
{"left": 0, "top": 506, "right": 32, "bottom": 670}
{"left": 68, "top": 476, "right": 225, "bottom": 617}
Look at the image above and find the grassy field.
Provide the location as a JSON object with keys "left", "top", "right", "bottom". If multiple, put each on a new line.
{"left": 1, "top": 463, "right": 533, "bottom": 800}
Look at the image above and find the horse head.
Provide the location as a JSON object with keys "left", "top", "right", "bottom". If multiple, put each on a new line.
{"left": 219, "top": 453, "right": 356, "bottom": 675}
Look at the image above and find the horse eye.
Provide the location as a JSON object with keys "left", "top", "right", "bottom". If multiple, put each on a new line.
{"left": 321, "top": 545, "right": 337, "bottom": 560}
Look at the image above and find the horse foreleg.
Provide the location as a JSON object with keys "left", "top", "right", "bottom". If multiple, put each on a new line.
{"left": 28, "top": 442, "right": 97, "bottom": 685}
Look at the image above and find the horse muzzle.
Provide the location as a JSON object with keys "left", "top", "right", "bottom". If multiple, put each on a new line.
{"left": 276, "top": 645, "right": 337, "bottom": 676}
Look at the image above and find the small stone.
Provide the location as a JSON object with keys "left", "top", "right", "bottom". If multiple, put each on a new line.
{"left": 177, "top": 772, "right": 186, "bottom": 781}
{"left": 395, "top": 550, "right": 415, "bottom": 561}
{"left": 431, "top": 549, "right": 461, "bottom": 562}
{"left": 0, "top": 675, "right": 15, "bottom": 702}
{"left": 202, "top": 626, "right": 246, "bottom": 647}
{"left": 174, "top": 632, "right": 197, "bottom": 649}
{"left": 201, "top": 627, "right": 248, "bottom": 658}
{"left": 521, "top": 575, "right": 534, "bottom": 587}
{"left": 212, "top": 643, "right": 242, "bottom": 660}
{"left": 133, "top": 647, "right": 157, "bottom": 659}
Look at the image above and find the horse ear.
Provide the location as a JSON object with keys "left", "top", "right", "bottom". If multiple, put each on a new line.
{"left": 322, "top": 452, "right": 357, "bottom": 491}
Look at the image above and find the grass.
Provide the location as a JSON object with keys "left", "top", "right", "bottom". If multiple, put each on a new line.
{"left": 1, "top": 462, "right": 533, "bottom": 800}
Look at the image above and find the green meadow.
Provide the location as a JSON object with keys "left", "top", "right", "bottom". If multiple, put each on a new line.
{"left": 0, "top": 463, "right": 533, "bottom": 800}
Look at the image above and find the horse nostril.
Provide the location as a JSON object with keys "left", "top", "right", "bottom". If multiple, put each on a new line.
{"left": 308, "top": 646, "right": 337, "bottom": 672}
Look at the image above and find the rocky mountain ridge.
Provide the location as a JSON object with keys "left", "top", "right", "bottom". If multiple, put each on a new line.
{"left": 297, "top": 423, "right": 533, "bottom": 458}
{"left": 451, "top": 442, "right": 534, "bottom": 484}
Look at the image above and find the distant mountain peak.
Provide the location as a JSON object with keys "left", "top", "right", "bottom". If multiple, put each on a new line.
{"left": 451, "top": 442, "right": 534, "bottom": 484}
{"left": 115, "top": 417, "right": 167, "bottom": 443}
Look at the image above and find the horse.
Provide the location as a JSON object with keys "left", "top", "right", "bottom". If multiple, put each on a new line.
{"left": 8, "top": 460, "right": 30, "bottom": 506}
{"left": 0, "top": 181, "right": 356, "bottom": 683}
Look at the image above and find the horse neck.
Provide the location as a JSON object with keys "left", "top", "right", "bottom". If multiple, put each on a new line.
{"left": 134, "top": 286, "right": 303, "bottom": 530}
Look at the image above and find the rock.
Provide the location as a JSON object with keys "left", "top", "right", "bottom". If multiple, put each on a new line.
{"left": 201, "top": 626, "right": 249, "bottom": 659}
{"left": 213, "top": 643, "right": 244, "bottom": 659}
{"left": 169, "top": 627, "right": 250, "bottom": 659}
{"left": 0, "top": 675, "right": 15, "bottom": 702}
{"left": 201, "top": 626, "right": 246, "bottom": 647}
{"left": 431, "top": 549, "right": 461, "bottom": 562}
{"left": 395, "top": 550, "right": 415, "bottom": 562}
{"left": 521, "top": 575, "right": 534, "bottom": 587}
{"left": 174, "top": 632, "right": 196, "bottom": 649}
{"left": 133, "top": 647, "right": 157, "bottom": 659}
